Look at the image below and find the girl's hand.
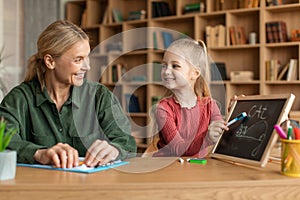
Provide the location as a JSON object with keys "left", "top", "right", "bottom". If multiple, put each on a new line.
{"left": 208, "top": 120, "right": 229, "bottom": 143}
{"left": 33, "top": 143, "right": 79, "bottom": 168}
{"left": 84, "top": 139, "right": 119, "bottom": 167}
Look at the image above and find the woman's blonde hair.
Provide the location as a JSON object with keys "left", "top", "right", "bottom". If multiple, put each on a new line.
{"left": 165, "top": 38, "right": 211, "bottom": 97}
{"left": 24, "top": 20, "right": 89, "bottom": 89}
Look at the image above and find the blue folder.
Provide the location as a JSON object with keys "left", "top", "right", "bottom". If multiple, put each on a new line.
{"left": 17, "top": 160, "right": 129, "bottom": 174}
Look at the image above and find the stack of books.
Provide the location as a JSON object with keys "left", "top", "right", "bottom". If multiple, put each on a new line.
{"left": 265, "top": 59, "right": 298, "bottom": 81}
{"left": 229, "top": 25, "right": 246, "bottom": 45}
{"left": 205, "top": 24, "right": 226, "bottom": 47}
{"left": 152, "top": 1, "right": 171, "bottom": 18}
{"left": 265, "top": 21, "right": 288, "bottom": 43}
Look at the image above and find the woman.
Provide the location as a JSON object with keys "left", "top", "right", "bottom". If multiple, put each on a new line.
{"left": 0, "top": 20, "right": 136, "bottom": 168}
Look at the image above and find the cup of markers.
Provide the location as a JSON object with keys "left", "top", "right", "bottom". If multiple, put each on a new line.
{"left": 274, "top": 124, "right": 300, "bottom": 177}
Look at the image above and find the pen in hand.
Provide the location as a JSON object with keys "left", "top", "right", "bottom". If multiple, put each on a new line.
{"left": 227, "top": 112, "right": 247, "bottom": 127}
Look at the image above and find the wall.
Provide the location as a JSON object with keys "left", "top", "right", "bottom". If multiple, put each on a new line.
{"left": 0, "top": 0, "right": 23, "bottom": 101}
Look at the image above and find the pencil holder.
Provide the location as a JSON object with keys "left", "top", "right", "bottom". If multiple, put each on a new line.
{"left": 281, "top": 139, "right": 300, "bottom": 177}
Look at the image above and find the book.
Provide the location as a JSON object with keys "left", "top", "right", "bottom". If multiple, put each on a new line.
{"left": 111, "top": 63, "right": 126, "bottom": 82}
{"left": 211, "top": 62, "right": 227, "bottom": 81}
{"left": 215, "top": 0, "right": 224, "bottom": 11}
{"left": 112, "top": 65, "right": 118, "bottom": 82}
{"left": 277, "top": 21, "right": 288, "bottom": 42}
{"left": 286, "top": 59, "right": 298, "bottom": 81}
{"left": 102, "top": 6, "right": 109, "bottom": 24}
{"left": 265, "top": 22, "right": 275, "bottom": 43}
{"left": 237, "top": 26, "right": 246, "bottom": 44}
{"left": 99, "top": 65, "right": 108, "bottom": 83}
{"left": 212, "top": 26, "right": 218, "bottom": 47}
{"left": 265, "top": 60, "right": 271, "bottom": 80}
{"left": 265, "top": 59, "right": 279, "bottom": 81}
{"left": 116, "top": 63, "right": 126, "bottom": 81}
{"left": 183, "top": 2, "right": 205, "bottom": 14}
{"left": 112, "top": 8, "right": 123, "bottom": 23}
{"left": 271, "top": 59, "right": 279, "bottom": 81}
{"left": 125, "top": 94, "right": 141, "bottom": 113}
{"left": 229, "top": 26, "right": 237, "bottom": 45}
{"left": 152, "top": 1, "right": 171, "bottom": 18}
{"left": 244, "top": 0, "right": 253, "bottom": 8}
{"left": 17, "top": 159, "right": 129, "bottom": 174}
{"left": 206, "top": 25, "right": 225, "bottom": 47}
{"left": 252, "top": 0, "right": 259, "bottom": 7}
{"left": 277, "top": 62, "right": 289, "bottom": 80}
{"left": 266, "top": 21, "right": 288, "bottom": 43}
{"left": 217, "top": 25, "right": 226, "bottom": 46}
{"left": 152, "top": 62, "right": 162, "bottom": 82}
{"left": 127, "top": 10, "right": 146, "bottom": 21}
{"left": 161, "top": 31, "right": 173, "bottom": 49}
{"left": 205, "top": 25, "right": 212, "bottom": 47}
{"left": 153, "top": 31, "right": 164, "bottom": 50}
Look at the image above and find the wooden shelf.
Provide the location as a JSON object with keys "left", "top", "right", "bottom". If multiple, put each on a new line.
{"left": 66, "top": 0, "right": 300, "bottom": 150}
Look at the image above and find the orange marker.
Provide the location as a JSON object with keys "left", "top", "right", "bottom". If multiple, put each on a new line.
{"left": 293, "top": 127, "right": 300, "bottom": 140}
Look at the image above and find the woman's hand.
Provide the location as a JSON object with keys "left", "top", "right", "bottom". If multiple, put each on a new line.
{"left": 84, "top": 139, "right": 119, "bottom": 167}
{"left": 33, "top": 143, "right": 79, "bottom": 168}
{"left": 208, "top": 120, "right": 229, "bottom": 143}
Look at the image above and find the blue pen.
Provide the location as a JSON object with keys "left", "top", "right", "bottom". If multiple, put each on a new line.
{"left": 227, "top": 112, "right": 247, "bottom": 127}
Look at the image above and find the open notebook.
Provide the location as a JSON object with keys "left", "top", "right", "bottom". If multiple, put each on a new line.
{"left": 17, "top": 158, "right": 129, "bottom": 174}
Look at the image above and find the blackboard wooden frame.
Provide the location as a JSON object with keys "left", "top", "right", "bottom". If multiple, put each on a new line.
{"left": 211, "top": 94, "right": 295, "bottom": 167}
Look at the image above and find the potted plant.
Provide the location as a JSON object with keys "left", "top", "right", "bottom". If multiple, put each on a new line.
{"left": 0, "top": 117, "right": 17, "bottom": 180}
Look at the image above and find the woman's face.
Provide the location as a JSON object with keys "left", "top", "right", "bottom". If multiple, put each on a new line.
{"left": 161, "top": 51, "right": 198, "bottom": 91}
{"left": 53, "top": 39, "right": 90, "bottom": 87}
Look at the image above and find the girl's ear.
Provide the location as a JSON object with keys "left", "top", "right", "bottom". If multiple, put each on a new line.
{"left": 44, "top": 54, "right": 55, "bottom": 70}
{"left": 191, "top": 68, "right": 201, "bottom": 80}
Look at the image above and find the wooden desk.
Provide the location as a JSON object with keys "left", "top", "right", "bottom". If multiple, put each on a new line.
{"left": 1, "top": 157, "right": 300, "bottom": 200}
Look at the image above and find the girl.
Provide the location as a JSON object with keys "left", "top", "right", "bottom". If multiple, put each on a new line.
{"left": 154, "top": 38, "right": 228, "bottom": 157}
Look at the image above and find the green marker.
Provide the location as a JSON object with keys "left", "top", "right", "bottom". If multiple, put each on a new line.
{"left": 287, "top": 126, "right": 293, "bottom": 140}
{"left": 187, "top": 158, "right": 207, "bottom": 164}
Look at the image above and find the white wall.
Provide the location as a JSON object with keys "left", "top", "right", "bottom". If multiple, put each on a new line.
{"left": 0, "top": 0, "right": 23, "bottom": 100}
{"left": 0, "top": 0, "right": 3, "bottom": 48}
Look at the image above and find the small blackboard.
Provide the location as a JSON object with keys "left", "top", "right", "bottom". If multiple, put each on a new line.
{"left": 211, "top": 94, "right": 295, "bottom": 167}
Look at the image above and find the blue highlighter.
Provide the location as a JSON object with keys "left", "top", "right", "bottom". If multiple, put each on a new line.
{"left": 227, "top": 112, "right": 248, "bottom": 127}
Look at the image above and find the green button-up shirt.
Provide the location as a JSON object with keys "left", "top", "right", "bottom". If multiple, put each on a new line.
{"left": 0, "top": 78, "right": 136, "bottom": 163}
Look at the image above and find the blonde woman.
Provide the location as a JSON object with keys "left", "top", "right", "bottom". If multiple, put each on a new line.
{"left": 0, "top": 20, "right": 136, "bottom": 168}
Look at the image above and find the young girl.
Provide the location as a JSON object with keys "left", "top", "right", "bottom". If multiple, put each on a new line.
{"left": 153, "top": 38, "right": 228, "bottom": 157}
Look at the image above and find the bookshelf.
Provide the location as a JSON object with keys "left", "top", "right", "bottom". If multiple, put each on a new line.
{"left": 66, "top": 0, "right": 300, "bottom": 152}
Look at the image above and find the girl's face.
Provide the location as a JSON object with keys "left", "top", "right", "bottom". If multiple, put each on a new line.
{"left": 161, "top": 51, "right": 199, "bottom": 91}
{"left": 51, "top": 40, "right": 91, "bottom": 87}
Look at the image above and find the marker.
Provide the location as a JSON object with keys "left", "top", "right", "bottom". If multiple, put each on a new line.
{"left": 274, "top": 125, "right": 287, "bottom": 139}
{"left": 287, "top": 126, "right": 293, "bottom": 140}
{"left": 187, "top": 158, "right": 207, "bottom": 165}
{"left": 227, "top": 112, "right": 247, "bottom": 127}
{"left": 293, "top": 127, "right": 300, "bottom": 140}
